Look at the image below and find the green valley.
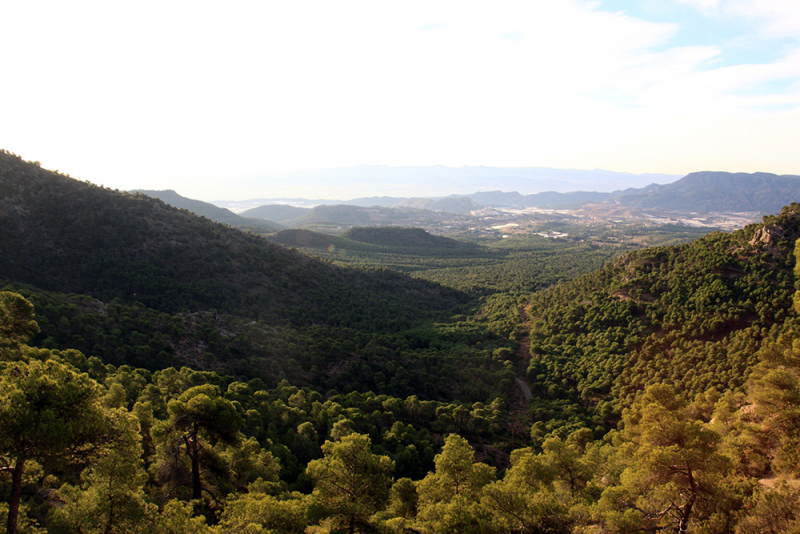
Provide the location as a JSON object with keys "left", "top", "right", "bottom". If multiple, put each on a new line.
{"left": 3, "top": 150, "right": 800, "bottom": 533}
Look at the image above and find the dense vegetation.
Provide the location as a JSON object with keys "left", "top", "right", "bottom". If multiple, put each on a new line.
{"left": 3, "top": 266, "right": 800, "bottom": 532}
{"left": 271, "top": 204, "right": 465, "bottom": 231}
{"left": 0, "top": 151, "right": 464, "bottom": 329}
{"left": 1, "top": 279, "right": 522, "bottom": 405}
{"left": 3, "top": 151, "right": 800, "bottom": 533}
{"left": 519, "top": 205, "right": 800, "bottom": 436}
{"left": 135, "top": 190, "right": 282, "bottom": 232}
{"left": 269, "top": 226, "right": 705, "bottom": 294}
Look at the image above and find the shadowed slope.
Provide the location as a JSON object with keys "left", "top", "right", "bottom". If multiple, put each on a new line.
{"left": 0, "top": 151, "right": 465, "bottom": 329}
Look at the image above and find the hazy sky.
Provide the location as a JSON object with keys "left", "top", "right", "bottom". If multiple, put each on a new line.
{"left": 2, "top": 0, "right": 799, "bottom": 200}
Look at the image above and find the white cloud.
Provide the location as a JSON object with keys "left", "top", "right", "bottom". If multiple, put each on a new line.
{"left": 675, "top": 0, "right": 721, "bottom": 13}
{"left": 728, "top": 0, "right": 800, "bottom": 37}
{"left": 0, "top": 0, "right": 798, "bottom": 198}
{"left": 675, "top": 0, "right": 800, "bottom": 34}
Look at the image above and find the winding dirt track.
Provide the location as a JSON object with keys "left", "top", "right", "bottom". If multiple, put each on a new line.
{"left": 515, "top": 303, "right": 534, "bottom": 400}
{"left": 515, "top": 377, "right": 532, "bottom": 400}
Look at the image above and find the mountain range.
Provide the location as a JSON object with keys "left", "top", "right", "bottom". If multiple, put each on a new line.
{"left": 163, "top": 171, "right": 800, "bottom": 231}
{"left": 611, "top": 171, "right": 800, "bottom": 213}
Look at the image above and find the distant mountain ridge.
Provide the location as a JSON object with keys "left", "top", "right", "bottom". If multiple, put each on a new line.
{"left": 614, "top": 171, "right": 800, "bottom": 213}
{"left": 463, "top": 172, "right": 800, "bottom": 211}
{"left": 222, "top": 171, "right": 800, "bottom": 222}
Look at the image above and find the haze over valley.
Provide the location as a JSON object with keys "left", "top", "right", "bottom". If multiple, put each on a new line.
{"left": 141, "top": 169, "right": 794, "bottom": 245}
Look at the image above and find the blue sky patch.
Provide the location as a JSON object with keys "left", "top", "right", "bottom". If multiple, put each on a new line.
{"left": 593, "top": 0, "right": 795, "bottom": 69}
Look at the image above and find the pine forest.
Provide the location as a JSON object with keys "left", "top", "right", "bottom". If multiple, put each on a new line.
{"left": 3, "top": 150, "right": 800, "bottom": 533}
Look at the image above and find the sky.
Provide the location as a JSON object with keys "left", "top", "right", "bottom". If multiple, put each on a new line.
{"left": 2, "top": 0, "right": 799, "bottom": 200}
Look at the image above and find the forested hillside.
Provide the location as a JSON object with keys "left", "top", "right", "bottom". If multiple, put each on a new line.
{"left": 240, "top": 203, "right": 309, "bottom": 223}
{"left": 238, "top": 201, "right": 485, "bottom": 234}
{"left": 3, "top": 231, "right": 800, "bottom": 532}
{"left": 269, "top": 227, "right": 476, "bottom": 252}
{"left": 135, "top": 189, "right": 282, "bottom": 231}
{"left": 0, "top": 152, "right": 523, "bottom": 403}
{"left": 271, "top": 225, "right": 703, "bottom": 295}
{"left": 0, "top": 151, "right": 463, "bottom": 329}
{"left": 3, "top": 150, "right": 800, "bottom": 533}
{"left": 517, "top": 204, "right": 800, "bottom": 436}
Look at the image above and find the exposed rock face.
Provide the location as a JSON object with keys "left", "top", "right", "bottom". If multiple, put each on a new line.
{"left": 749, "top": 226, "right": 785, "bottom": 247}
